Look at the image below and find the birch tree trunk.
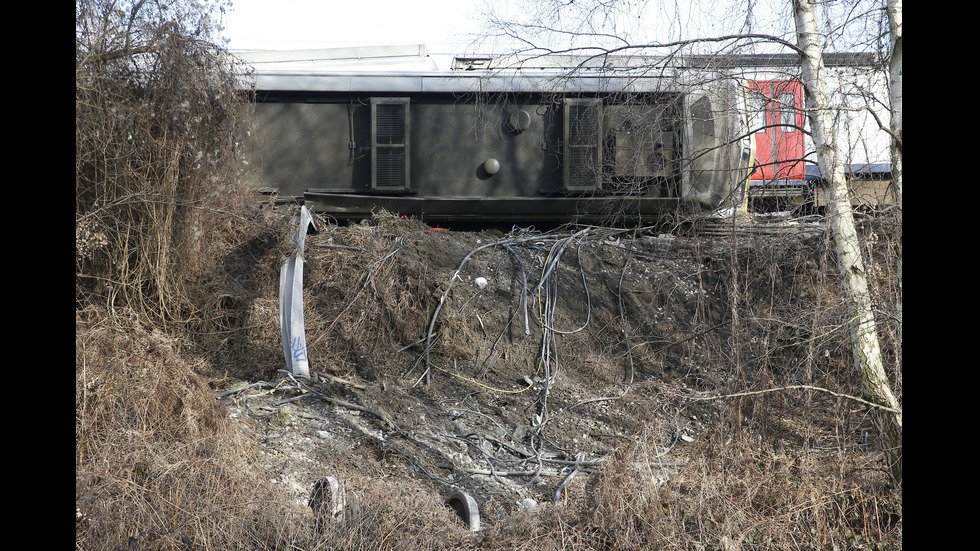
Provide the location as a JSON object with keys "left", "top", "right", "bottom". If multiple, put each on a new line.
{"left": 792, "top": 0, "right": 902, "bottom": 483}
{"left": 888, "top": 0, "right": 902, "bottom": 354}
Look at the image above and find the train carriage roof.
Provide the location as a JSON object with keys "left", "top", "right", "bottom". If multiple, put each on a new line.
{"left": 234, "top": 44, "right": 693, "bottom": 94}
{"left": 233, "top": 44, "right": 877, "bottom": 95}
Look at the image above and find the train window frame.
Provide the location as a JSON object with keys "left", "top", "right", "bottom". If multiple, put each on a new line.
{"left": 779, "top": 93, "right": 796, "bottom": 133}
{"left": 752, "top": 92, "right": 768, "bottom": 133}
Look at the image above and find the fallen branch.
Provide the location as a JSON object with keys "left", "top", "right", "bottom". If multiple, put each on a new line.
{"left": 457, "top": 467, "right": 573, "bottom": 477}
{"left": 217, "top": 375, "right": 399, "bottom": 430}
{"left": 692, "top": 384, "right": 902, "bottom": 414}
{"left": 312, "top": 243, "right": 368, "bottom": 252}
{"left": 298, "top": 384, "right": 399, "bottom": 430}
{"left": 313, "top": 371, "right": 367, "bottom": 390}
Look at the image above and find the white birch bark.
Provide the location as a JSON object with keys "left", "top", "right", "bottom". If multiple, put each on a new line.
{"left": 792, "top": 0, "right": 902, "bottom": 483}
{"left": 888, "top": 0, "right": 902, "bottom": 351}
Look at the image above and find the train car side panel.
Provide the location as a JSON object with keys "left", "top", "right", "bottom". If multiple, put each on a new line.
{"left": 748, "top": 79, "right": 805, "bottom": 185}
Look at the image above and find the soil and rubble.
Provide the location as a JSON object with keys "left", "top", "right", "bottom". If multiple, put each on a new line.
{"left": 211, "top": 209, "right": 856, "bottom": 530}
{"left": 76, "top": 203, "right": 901, "bottom": 548}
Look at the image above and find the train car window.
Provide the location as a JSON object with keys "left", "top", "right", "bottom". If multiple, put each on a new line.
{"left": 752, "top": 92, "right": 768, "bottom": 132}
{"left": 779, "top": 93, "right": 796, "bottom": 132}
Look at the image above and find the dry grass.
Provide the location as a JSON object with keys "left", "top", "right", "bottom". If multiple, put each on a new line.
{"left": 75, "top": 218, "right": 903, "bottom": 550}
{"left": 579, "top": 427, "right": 901, "bottom": 549}
{"left": 307, "top": 470, "right": 475, "bottom": 550}
{"left": 472, "top": 425, "right": 900, "bottom": 551}
{"left": 76, "top": 0, "right": 256, "bottom": 329}
{"left": 75, "top": 307, "right": 306, "bottom": 549}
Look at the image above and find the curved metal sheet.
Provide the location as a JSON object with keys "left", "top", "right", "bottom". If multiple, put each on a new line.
{"left": 279, "top": 205, "right": 314, "bottom": 378}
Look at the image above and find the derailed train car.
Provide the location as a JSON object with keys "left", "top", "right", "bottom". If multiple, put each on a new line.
{"left": 238, "top": 45, "right": 756, "bottom": 223}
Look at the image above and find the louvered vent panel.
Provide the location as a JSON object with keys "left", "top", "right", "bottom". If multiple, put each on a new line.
{"left": 375, "top": 104, "right": 405, "bottom": 144}
{"left": 371, "top": 98, "right": 410, "bottom": 191}
{"left": 567, "top": 148, "right": 597, "bottom": 186}
{"left": 563, "top": 99, "right": 603, "bottom": 191}
{"left": 375, "top": 151, "right": 406, "bottom": 187}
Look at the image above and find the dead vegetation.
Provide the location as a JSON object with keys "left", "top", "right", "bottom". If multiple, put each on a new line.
{"left": 75, "top": 1, "right": 901, "bottom": 548}
{"left": 77, "top": 207, "right": 902, "bottom": 549}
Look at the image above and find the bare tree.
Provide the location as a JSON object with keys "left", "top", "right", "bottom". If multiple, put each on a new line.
{"left": 792, "top": 0, "right": 901, "bottom": 483}
{"left": 76, "top": 0, "right": 251, "bottom": 324}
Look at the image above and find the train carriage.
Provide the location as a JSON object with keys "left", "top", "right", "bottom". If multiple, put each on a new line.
{"left": 237, "top": 45, "right": 757, "bottom": 223}
{"left": 743, "top": 59, "right": 894, "bottom": 211}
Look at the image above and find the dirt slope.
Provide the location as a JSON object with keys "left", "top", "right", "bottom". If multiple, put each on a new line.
{"left": 214, "top": 209, "right": 853, "bottom": 531}
{"left": 77, "top": 205, "right": 901, "bottom": 548}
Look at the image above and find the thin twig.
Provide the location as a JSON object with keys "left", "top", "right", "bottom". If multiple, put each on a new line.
{"left": 312, "top": 243, "right": 368, "bottom": 252}
{"left": 692, "top": 384, "right": 902, "bottom": 414}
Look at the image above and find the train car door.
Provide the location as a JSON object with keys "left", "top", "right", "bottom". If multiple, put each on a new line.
{"left": 748, "top": 80, "right": 805, "bottom": 184}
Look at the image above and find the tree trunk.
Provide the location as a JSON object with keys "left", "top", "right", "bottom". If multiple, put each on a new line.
{"left": 792, "top": 0, "right": 902, "bottom": 483}
{"left": 888, "top": 0, "right": 902, "bottom": 358}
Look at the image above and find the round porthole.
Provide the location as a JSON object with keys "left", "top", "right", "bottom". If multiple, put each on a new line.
{"left": 507, "top": 109, "right": 531, "bottom": 134}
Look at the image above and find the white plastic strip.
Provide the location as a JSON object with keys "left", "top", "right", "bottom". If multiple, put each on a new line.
{"left": 279, "top": 206, "right": 314, "bottom": 378}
